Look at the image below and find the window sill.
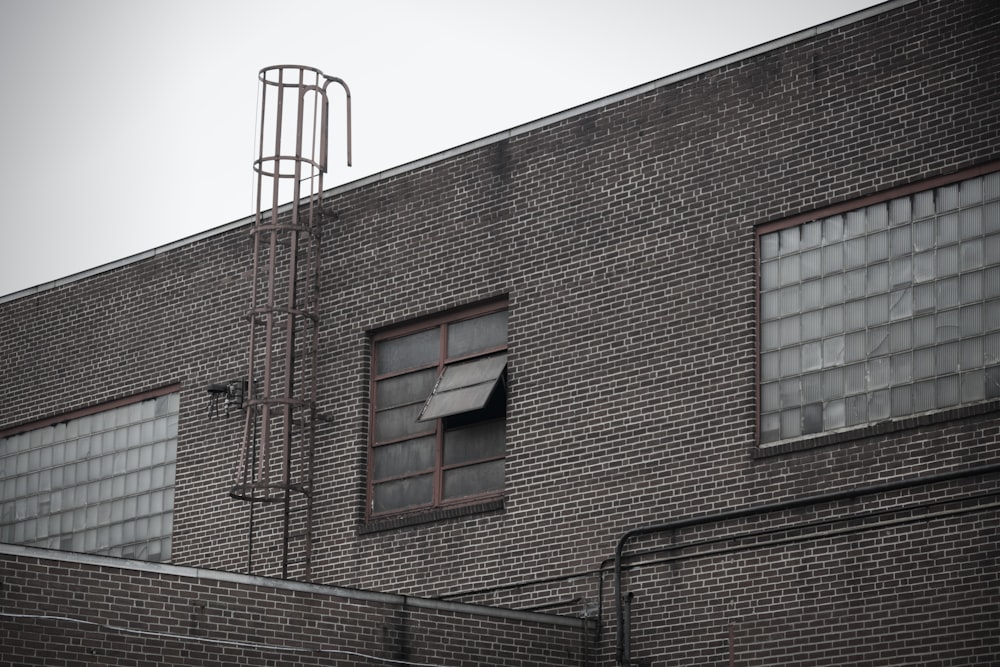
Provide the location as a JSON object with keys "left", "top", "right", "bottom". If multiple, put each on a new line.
{"left": 753, "top": 399, "right": 1000, "bottom": 458}
{"left": 359, "top": 497, "right": 505, "bottom": 534}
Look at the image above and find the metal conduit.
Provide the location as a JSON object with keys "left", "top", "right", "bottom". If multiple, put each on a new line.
{"left": 613, "top": 461, "right": 1000, "bottom": 665}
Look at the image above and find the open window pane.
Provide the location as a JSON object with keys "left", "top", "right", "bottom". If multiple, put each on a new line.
{"left": 419, "top": 354, "right": 508, "bottom": 422}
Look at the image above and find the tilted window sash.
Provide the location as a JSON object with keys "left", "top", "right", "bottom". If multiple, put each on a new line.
{"left": 418, "top": 353, "right": 508, "bottom": 422}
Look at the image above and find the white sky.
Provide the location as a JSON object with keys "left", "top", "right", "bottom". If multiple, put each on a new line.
{"left": 0, "top": 0, "right": 882, "bottom": 297}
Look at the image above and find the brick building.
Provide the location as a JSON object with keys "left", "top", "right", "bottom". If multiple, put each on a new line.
{"left": 2, "top": 0, "right": 999, "bottom": 664}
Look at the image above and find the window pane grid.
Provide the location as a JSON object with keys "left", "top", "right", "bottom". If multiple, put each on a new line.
{"left": 370, "top": 305, "right": 507, "bottom": 517}
{"left": 0, "top": 394, "right": 178, "bottom": 561}
{"left": 760, "top": 174, "right": 1000, "bottom": 443}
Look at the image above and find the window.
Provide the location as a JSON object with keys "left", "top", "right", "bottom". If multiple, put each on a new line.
{"left": 758, "top": 169, "right": 1000, "bottom": 445}
{"left": 0, "top": 388, "right": 178, "bottom": 561}
{"left": 370, "top": 302, "right": 508, "bottom": 517}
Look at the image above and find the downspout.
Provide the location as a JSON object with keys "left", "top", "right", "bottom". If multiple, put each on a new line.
{"left": 613, "top": 461, "right": 1000, "bottom": 665}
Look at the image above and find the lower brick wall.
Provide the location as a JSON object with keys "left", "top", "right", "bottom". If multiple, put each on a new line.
{"left": 0, "top": 547, "right": 591, "bottom": 667}
{"left": 616, "top": 477, "right": 1000, "bottom": 666}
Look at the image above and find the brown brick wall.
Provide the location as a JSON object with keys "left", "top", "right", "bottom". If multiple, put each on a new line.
{"left": 2, "top": 0, "right": 999, "bottom": 664}
{"left": 0, "top": 548, "right": 589, "bottom": 666}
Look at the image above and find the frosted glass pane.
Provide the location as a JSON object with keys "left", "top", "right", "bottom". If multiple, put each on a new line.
{"left": 961, "top": 370, "right": 985, "bottom": 403}
{"left": 760, "top": 413, "right": 780, "bottom": 443}
{"left": 938, "top": 213, "right": 959, "bottom": 245}
{"left": 936, "top": 309, "right": 960, "bottom": 343}
{"left": 913, "top": 219, "right": 935, "bottom": 251}
{"left": 960, "top": 177, "right": 983, "bottom": 205}
{"left": 845, "top": 394, "right": 867, "bottom": 426}
{"left": 779, "top": 256, "right": 799, "bottom": 286}
{"left": 761, "top": 233, "right": 779, "bottom": 260}
{"left": 868, "top": 357, "right": 890, "bottom": 390}
{"left": 377, "top": 328, "right": 440, "bottom": 375}
{"left": 988, "top": 333, "right": 1000, "bottom": 364}
{"left": 891, "top": 352, "right": 913, "bottom": 384}
{"left": 845, "top": 238, "right": 866, "bottom": 269}
{"left": 960, "top": 239, "right": 983, "bottom": 271}
{"left": 867, "top": 231, "right": 888, "bottom": 262}
{"left": 801, "top": 280, "right": 822, "bottom": 311}
{"left": 961, "top": 271, "right": 984, "bottom": 303}
{"left": 780, "top": 317, "right": 800, "bottom": 346}
{"left": 960, "top": 208, "right": 982, "bottom": 239}
{"left": 845, "top": 269, "right": 866, "bottom": 300}
{"left": 867, "top": 262, "right": 889, "bottom": 295}
{"left": 845, "top": 210, "right": 866, "bottom": 238}
{"left": 824, "top": 399, "right": 845, "bottom": 429}
{"left": 823, "top": 216, "right": 844, "bottom": 243}
{"left": 780, "top": 348, "right": 800, "bottom": 376}
{"left": 989, "top": 300, "right": 1000, "bottom": 332}
{"left": 913, "top": 284, "right": 935, "bottom": 313}
{"left": 889, "top": 288, "right": 912, "bottom": 321}
{"left": 961, "top": 304, "right": 983, "bottom": 337}
{"left": 779, "top": 378, "right": 801, "bottom": 408}
{"left": 869, "top": 389, "right": 890, "bottom": 421}
{"left": 913, "top": 251, "right": 935, "bottom": 282}
{"left": 802, "top": 373, "right": 822, "bottom": 403}
{"left": 867, "top": 203, "right": 888, "bottom": 231}
{"left": 936, "top": 185, "right": 959, "bottom": 213}
{"left": 913, "top": 348, "right": 935, "bottom": 379}
{"left": 889, "top": 321, "right": 912, "bottom": 353}
{"left": 779, "top": 285, "right": 800, "bottom": 316}
{"left": 822, "top": 244, "right": 843, "bottom": 273}
{"left": 845, "top": 301, "right": 866, "bottom": 332}
{"left": 761, "top": 352, "right": 779, "bottom": 381}
{"left": 823, "top": 368, "right": 844, "bottom": 400}
{"left": 889, "top": 197, "right": 912, "bottom": 225}
{"left": 935, "top": 342, "right": 959, "bottom": 375}
{"left": 761, "top": 292, "right": 779, "bottom": 320}
{"left": 822, "top": 305, "right": 844, "bottom": 336}
{"left": 802, "top": 342, "right": 822, "bottom": 373}
{"left": 823, "top": 336, "right": 845, "bottom": 368}
{"left": 780, "top": 409, "right": 801, "bottom": 439}
{"left": 823, "top": 275, "right": 844, "bottom": 306}
{"left": 937, "top": 375, "right": 959, "bottom": 407}
{"left": 961, "top": 337, "right": 983, "bottom": 371}
{"left": 761, "top": 260, "right": 779, "bottom": 290}
{"left": 801, "top": 249, "right": 822, "bottom": 280}
{"left": 866, "top": 294, "right": 889, "bottom": 326}
{"left": 985, "top": 202, "right": 1000, "bottom": 234}
{"left": 936, "top": 244, "right": 959, "bottom": 277}
{"left": 802, "top": 403, "right": 823, "bottom": 435}
{"left": 780, "top": 227, "right": 800, "bottom": 254}
{"left": 890, "top": 256, "right": 911, "bottom": 287}
{"left": 802, "top": 312, "right": 822, "bottom": 341}
{"left": 936, "top": 277, "right": 960, "bottom": 310}
{"left": 844, "top": 363, "right": 865, "bottom": 395}
{"left": 762, "top": 321, "right": 780, "bottom": 351}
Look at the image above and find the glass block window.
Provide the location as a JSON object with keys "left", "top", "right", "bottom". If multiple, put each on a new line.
{"left": 371, "top": 302, "right": 507, "bottom": 518}
{"left": 759, "top": 171, "right": 1000, "bottom": 444}
{"left": 0, "top": 391, "right": 178, "bottom": 561}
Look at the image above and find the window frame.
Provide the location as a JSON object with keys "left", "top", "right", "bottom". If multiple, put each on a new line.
{"left": 755, "top": 161, "right": 1000, "bottom": 453}
{"left": 0, "top": 384, "right": 180, "bottom": 561}
{"left": 368, "top": 299, "right": 508, "bottom": 521}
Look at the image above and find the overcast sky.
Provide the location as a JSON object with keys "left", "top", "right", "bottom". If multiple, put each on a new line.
{"left": 0, "top": 0, "right": 882, "bottom": 297}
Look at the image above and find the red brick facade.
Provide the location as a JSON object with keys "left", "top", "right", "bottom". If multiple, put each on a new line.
{"left": 2, "top": 0, "right": 999, "bottom": 664}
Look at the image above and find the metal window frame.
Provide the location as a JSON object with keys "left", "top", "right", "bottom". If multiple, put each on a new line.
{"left": 754, "top": 161, "right": 1000, "bottom": 448}
{"left": 368, "top": 299, "right": 508, "bottom": 520}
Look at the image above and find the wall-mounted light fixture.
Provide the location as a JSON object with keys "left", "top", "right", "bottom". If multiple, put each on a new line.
{"left": 206, "top": 379, "right": 247, "bottom": 419}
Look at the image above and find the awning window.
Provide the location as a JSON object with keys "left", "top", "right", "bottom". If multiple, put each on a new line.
{"left": 418, "top": 353, "right": 508, "bottom": 422}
